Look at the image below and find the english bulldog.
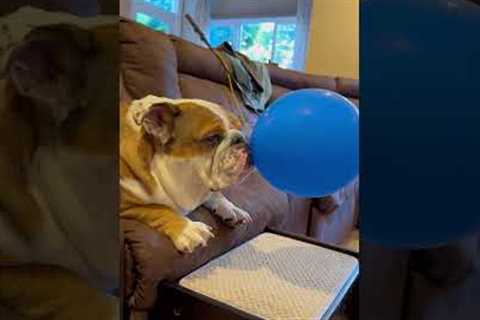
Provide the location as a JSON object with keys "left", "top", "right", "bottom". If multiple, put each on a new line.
{"left": 0, "top": 9, "right": 118, "bottom": 320}
{"left": 120, "top": 96, "right": 253, "bottom": 253}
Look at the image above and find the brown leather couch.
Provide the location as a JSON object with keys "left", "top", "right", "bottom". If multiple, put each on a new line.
{"left": 119, "top": 19, "right": 359, "bottom": 316}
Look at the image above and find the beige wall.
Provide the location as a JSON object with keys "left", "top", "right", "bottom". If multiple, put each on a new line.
{"left": 305, "top": 0, "right": 359, "bottom": 79}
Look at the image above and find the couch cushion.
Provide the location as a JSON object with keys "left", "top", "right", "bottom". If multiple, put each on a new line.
{"left": 267, "top": 65, "right": 359, "bottom": 100}
{"left": 172, "top": 36, "right": 229, "bottom": 86}
{"left": 178, "top": 73, "right": 238, "bottom": 112}
{"left": 337, "top": 78, "right": 359, "bottom": 99}
{"left": 270, "top": 84, "right": 291, "bottom": 103}
{"left": 178, "top": 73, "right": 258, "bottom": 130}
{"left": 267, "top": 65, "right": 337, "bottom": 92}
{"left": 120, "top": 19, "right": 181, "bottom": 99}
{"left": 310, "top": 180, "right": 359, "bottom": 244}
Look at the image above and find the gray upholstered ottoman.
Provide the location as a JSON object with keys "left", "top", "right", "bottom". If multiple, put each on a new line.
{"left": 166, "top": 232, "right": 358, "bottom": 320}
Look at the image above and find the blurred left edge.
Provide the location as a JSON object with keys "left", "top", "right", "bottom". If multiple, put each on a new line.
{"left": 0, "top": 1, "right": 120, "bottom": 320}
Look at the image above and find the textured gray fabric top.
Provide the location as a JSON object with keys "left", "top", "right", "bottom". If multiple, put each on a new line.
{"left": 180, "top": 232, "right": 358, "bottom": 320}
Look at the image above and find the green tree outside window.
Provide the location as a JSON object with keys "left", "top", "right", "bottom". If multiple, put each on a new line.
{"left": 272, "top": 24, "right": 296, "bottom": 68}
{"left": 240, "top": 22, "right": 274, "bottom": 64}
{"left": 209, "top": 20, "right": 297, "bottom": 69}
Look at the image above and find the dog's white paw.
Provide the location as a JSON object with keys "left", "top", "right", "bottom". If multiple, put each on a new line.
{"left": 215, "top": 203, "right": 253, "bottom": 227}
{"left": 171, "top": 221, "right": 214, "bottom": 254}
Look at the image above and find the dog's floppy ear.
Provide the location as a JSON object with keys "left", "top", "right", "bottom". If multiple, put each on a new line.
{"left": 142, "top": 103, "right": 180, "bottom": 145}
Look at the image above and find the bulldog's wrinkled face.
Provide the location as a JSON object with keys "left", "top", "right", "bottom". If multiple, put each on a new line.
{"left": 141, "top": 101, "right": 252, "bottom": 191}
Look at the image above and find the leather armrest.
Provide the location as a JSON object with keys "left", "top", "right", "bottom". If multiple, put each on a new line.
{"left": 267, "top": 64, "right": 359, "bottom": 99}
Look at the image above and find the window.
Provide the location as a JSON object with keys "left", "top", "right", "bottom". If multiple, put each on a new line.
{"left": 131, "top": 0, "right": 181, "bottom": 34}
{"left": 209, "top": 17, "right": 298, "bottom": 70}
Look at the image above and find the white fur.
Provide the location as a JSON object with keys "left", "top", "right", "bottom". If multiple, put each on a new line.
{"left": 204, "top": 193, "right": 253, "bottom": 225}
{"left": 150, "top": 154, "right": 210, "bottom": 212}
{"left": 170, "top": 220, "right": 214, "bottom": 253}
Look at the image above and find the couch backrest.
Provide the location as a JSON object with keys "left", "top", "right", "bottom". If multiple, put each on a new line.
{"left": 120, "top": 18, "right": 359, "bottom": 125}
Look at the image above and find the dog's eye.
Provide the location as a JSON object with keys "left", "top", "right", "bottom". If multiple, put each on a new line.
{"left": 203, "top": 133, "right": 222, "bottom": 145}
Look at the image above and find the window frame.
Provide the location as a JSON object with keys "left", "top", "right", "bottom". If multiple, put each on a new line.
{"left": 208, "top": 16, "right": 302, "bottom": 70}
{"left": 131, "top": 0, "right": 183, "bottom": 35}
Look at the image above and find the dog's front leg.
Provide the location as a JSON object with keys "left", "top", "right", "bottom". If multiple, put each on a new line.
{"left": 120, "top": 205, "right": 214, "bottom": 253}
{"left": 204, "top": 193, "right": 252, "bottom": 227}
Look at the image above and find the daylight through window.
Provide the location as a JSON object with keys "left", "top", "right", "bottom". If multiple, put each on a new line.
{"left": 209, "top": 18, "right": 298, "bottom": 70}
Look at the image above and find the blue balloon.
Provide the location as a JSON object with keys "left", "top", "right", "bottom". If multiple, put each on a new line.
{"left": 250, "top": 89, "right": 359, "bottom": 197}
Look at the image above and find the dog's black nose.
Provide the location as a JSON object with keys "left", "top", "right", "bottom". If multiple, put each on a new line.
{"left": 231, "top": 135, "right": 245, "bottom": 145}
